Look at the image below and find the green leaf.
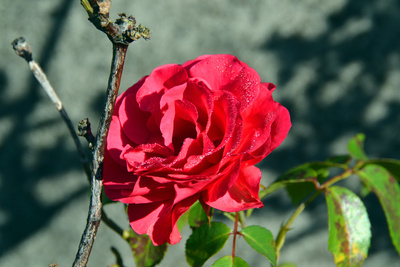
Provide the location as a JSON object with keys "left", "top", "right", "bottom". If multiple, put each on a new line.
{"left": 212, "top": 256, "right": 250, "bottom": 267}
{"left": 240, "top": 225, "right": 276, "bottom": 266}
{"left": 327, "top": 155, "right": 352, "bottom": 165}
{"left": 347, "top": 133, "right": 368, "bottom": 160}
{"left": 358, "top": 164, "right": 400, "bottom": 255}
{"left": 188, "top": 201, "right": 210, "bottom": 229}
{"left": 362, "top": 159, "right": 400, "bottom": 181}
{"left": 278, "top": 263, "right": 297, "bottom": 267}
{"left": 260, "top": 167, "right": 318, "bottom": 202}
{"left": 186, "top": 222, "right": 231, "bottom": 267}
{"left": 128, "top": 229, "right": 167, "bottom": 267}
{"left": 325, "top": 186, "right": 371, "bottom": 267}
{"left": 262, "top": 161, "right": 345, "bottom": 204}
{"left": 177, "top": 207, "right": 189, "bottom": 232}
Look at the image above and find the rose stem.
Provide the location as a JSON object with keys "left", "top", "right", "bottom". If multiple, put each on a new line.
{"left": 78, "top": 118, "right": 131, "bottom": 241}
{"left": 11, "top": 37, "right": 91, "bottom": 180}
{"left": 73, "top": 42, "right": 128, "bottom": 267}
{"left": 73, "top": 1, "right": 150, "bottom": 266}
{"left": 232, "top": 212, "right": 240, "bottom": 259}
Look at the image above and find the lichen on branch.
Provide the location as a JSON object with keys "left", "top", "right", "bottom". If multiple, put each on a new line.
{"left": 80, "top": 0, "right": 151, "bottom": 44}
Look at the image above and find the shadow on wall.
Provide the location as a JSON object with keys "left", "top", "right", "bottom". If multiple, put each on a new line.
{"left": 0, "top": 0, "right": 89, "bottom": 258}
{"left": 259, "top": 0, "right": 400, "bottom": 259}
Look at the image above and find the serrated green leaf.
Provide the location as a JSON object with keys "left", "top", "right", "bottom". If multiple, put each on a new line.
{"left": 188, "top": 201, "right": 209, "bottom": 229}
{"left": 358, "top": 164, "right": 400, "bottom": 255}
{"left": 260, "top": 167, "right": 318, "bottom": 202}
{"left": 283, "top": 167, "right": 320, "bottom": 204}
{"left": 212, "top": 256, "right": 250, "bottom": 267}
{"left": 347, "top": 133, "right": 368, "bottom": 161}
{"left": 128, "top": 229, "right": 167, "bottom": 267}
{"left": 186, "top": 222, "right": 231, "bottom": 267}
{"left": 362, "top": 159, "right": 400, "bottom": 181}
{"left": 327, "top": 155, "right": 352, "bottom": 165}
{"left": 285, "top": 182, "right": 317, "bottom": 205}
{"left": 261, "top": 161, "right": 347, "bottom": 204}
{"left": 282, "top": 161, "right": 347, "bottom": 176}
{"left": 240, "top": 226, "right": 276, "bottom": 266}
{"left": 325, "top": 186, "right": 371, "bottom": 267}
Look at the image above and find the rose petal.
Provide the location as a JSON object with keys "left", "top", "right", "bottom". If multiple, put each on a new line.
{"left": 136, "top": 64, "right": 188, "bottom": 112}
{"left": 119, "top": 90, "right": 151, "bottom": 145}
{"left": 128, "top": 195, "right": 198, "bottom": 245}
{"left": 248, "top": 102, "right": 291, "bottom": 163}
{"left": 234, "top": 83, "right": 291, "bottom": 163}
{"left": 168, "top": 138, "right": 201, "bottom": 169}
{"left": 201, "top": 159, "right": 241, "bottom": 202}
{"left": 183, "top": 54, "right": 261, "bottom": 111}
{"left": 173, "top": 179, "right": 211, "bottom": 204}
{"left": 184, "top": 78, "right": 214, "bottom": 131}
{"left": 160, "top": 99, "right": 198, "bottom": 151}
{"left": 207, "top": 91, "right": 239, "bottom": 149}
{"left": 124, "top": 175, "right": 175, "bottom": 204}
{"left": 103, "top": 149, "right": 137, "bottom": 202}
{"left": 122, "top": 143, "right": 173, "bottom": 172}
{"left": 107, "top": 116, "right": 130, "bottom": 165}
{"left": 159, "top": 83, "right": 187, "bottom": 110}
{"left": 203, "top": 165, "right": 263, "bottom": 212}
{"left": 127, "top": 201, "right": 166, "bottom": 237}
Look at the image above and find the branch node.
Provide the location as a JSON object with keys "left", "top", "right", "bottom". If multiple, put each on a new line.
{"left": 11, "top": 37, "right": 33, "bottom": 62}
{"left": 78, "top": 118, "right": 96, "bottom": 149}
{"left": 80, "top": 1, "right": 151, "bottom": 45}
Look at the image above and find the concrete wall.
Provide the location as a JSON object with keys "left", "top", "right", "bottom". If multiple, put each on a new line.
{"left": 1, "top": 0, "right": 399, "bottom": 266}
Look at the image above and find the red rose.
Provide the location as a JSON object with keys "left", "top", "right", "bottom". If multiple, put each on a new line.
{"left": 103, "top": 54, "right": 291, "bottom": 245}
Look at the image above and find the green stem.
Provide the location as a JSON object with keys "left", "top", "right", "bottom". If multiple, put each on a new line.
{"left": 275, "top": 191, "right": 320, "bottom": 262}
{"left": 274, "top": 166, "right": 355, "bottom": 262}
{"left": 232, "top": 212, "right": 239, "bottom": 259}
{"left": 110, "top": 247, "right": 125, "bottom": 267}
{"left": 80, "top": 0, "right": 94, "bottom": 16}
{"left": 101, "top": 208, "right": 126, "bottom": 238}
{"left": 238, "top": 211, "right": 247, "bottom": 228}
{"left": 322, "top": 168, "right": 353, "bottom": 189}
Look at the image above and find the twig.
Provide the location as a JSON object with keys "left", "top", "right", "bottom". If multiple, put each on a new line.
{"left": 13, "top": 1, "right": 150, "bottom": 265}
{"left": 11, "top": 37, "right": 130, "bottom": 266}
{"left": 11, "top": 37, "right": 91, "bottom": 180}
{"left": 72, "top": 2, "right": 150, "bottom": 265}
{"left": 72, "top": 43, "right": 128, "bottom": 267}
{"left": 80, "top": 0, "right": 150, "bottom": 45}
{"left": 110, "top": 247, "right": 125, "bottom": 267}
{"left": 102, "top": 210, "right": 130, "bottom": 239}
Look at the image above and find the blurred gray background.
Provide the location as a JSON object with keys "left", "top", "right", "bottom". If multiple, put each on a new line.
{"left": 1, "top": 0, "right": 399, "bottom": 266}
